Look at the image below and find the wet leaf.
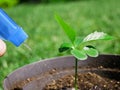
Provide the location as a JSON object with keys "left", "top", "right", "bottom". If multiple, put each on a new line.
{"left": 71, "top": 49, "right": 87, "bottom": 60}
{"left": 83, "top": 31, "right": 113, "bottom": 42}
{"left": 84, "top": 46, "right": 99, "bottom": 57}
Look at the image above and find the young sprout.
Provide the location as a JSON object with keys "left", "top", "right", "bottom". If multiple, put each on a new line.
{"left": 55, "top": 15, "right": 113, "bottom": 90}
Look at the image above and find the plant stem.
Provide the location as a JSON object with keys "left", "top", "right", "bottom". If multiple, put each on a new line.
{"left": 75, "top": 58, "right": 78, "bottom": 90}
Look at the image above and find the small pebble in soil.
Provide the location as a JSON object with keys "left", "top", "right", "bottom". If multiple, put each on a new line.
{"left": 98, "top": 66, "right": 103, "bottom": 69}
{"left": 90, "top": 85, "right": 102, "bottom": 90}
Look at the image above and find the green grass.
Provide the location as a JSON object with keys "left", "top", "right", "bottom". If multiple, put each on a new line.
{"left": 0, "top": 0, "right": 120, "bottom": 89}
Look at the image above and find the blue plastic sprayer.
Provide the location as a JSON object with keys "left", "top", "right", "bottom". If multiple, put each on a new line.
{"left": 0, "top": 8, "right": 28, "bottom": 47}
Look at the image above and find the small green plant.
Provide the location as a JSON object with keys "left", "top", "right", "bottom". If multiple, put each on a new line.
{"left": 55, "top": 15, "right": 113, "bottom": 90}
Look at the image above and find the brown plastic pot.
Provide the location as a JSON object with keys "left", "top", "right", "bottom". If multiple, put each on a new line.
{"left": 3, "top": 54, "right": 120, "bottom": 90}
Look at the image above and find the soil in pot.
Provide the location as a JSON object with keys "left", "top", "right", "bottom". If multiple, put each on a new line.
{"left": 11, "top": 68, "right": 120, "bottom": 90}
{"left": 44, "top": 72, "right": 120, "bottom": 90}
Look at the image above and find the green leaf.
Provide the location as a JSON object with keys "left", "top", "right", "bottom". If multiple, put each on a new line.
{"left": 83, "top": 31, "right": 113, "bottom": 42}
{"left": 71, "top": 49, "right": 87, "bottom": 60}
{"left": 74, "top": 37, "right": 83, "bottom": 47}
{"left": 59, "top": 43, "right": 73, "bottom": 52}
{"left": 83, "top": 46, "right": 99, "bottom": 57}
{"left": 55, "top": 14, "right": 76, "bottom": 43}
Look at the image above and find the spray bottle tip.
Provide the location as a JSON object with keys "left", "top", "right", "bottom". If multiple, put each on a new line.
{"left": 8, "top": 27, "right": 28, "bottom": 47}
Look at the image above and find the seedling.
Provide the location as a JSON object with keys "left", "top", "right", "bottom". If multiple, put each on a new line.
{"left": 55, "top": 15, "right": 113, "bottom": 90}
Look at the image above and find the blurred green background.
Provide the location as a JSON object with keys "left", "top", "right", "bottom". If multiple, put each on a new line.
{"left": 0, "top": 0, "right": 120, "bottom": 89}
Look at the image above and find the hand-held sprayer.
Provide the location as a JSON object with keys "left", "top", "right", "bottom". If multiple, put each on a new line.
{"left": 0, "top": 8, "right": 28, "bottom": 47}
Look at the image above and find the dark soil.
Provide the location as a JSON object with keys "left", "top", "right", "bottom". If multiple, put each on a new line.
{"left": 44, "top": 72, "right": 120, "bottom": 90}
{"left": 11, "top": 67, "right": 120, "bottom": 90}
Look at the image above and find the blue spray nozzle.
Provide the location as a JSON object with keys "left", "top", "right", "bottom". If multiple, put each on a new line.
{"left": 0, "top": 8, "right": 28, "bottom": 47}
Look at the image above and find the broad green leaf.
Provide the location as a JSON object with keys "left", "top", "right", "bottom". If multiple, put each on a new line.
{"left": 55, "top": 15, "right": 76, "bottom": 43}
{"left": 59, "top": 43, "right": 73, "bottom": 52}
{"left": 83, "top": 31, "right": 113, "bottom": 42}
{"left": 83, "top": 46, "right": 99, "bottom": 57}
{"left": 71, "top": 49, "right": 87, "bottom": 60}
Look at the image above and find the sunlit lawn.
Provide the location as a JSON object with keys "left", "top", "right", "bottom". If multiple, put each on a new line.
{"left": 0, "top": 0, "right": 120, "bottom": 89}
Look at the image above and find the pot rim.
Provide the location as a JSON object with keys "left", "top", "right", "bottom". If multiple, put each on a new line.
{"left": 5, "top": 54, "right": 119, "bottom": 76}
